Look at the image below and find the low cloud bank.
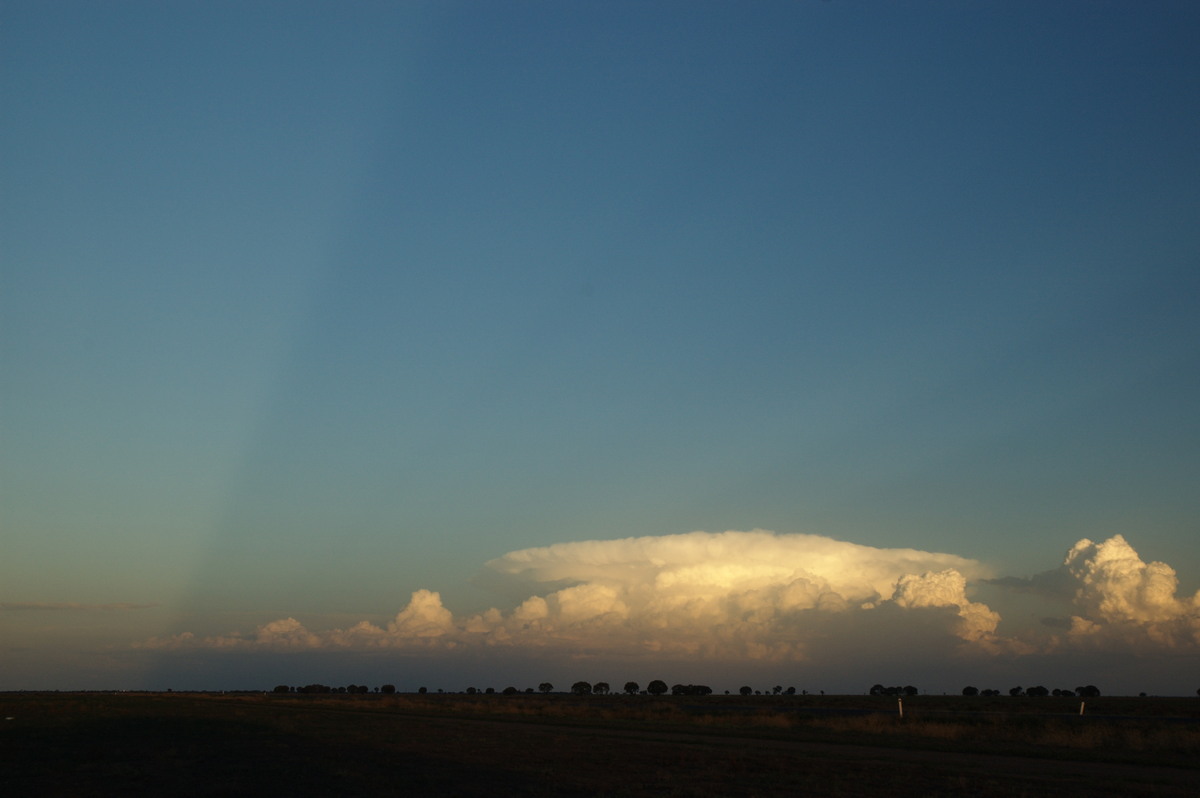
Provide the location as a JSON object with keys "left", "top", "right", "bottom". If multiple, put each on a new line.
{"left": 138, "top": 531, "right": 1199, "bottom": 664}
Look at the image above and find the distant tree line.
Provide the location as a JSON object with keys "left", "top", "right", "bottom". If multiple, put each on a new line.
{"left": 267, "top": 680, "right": 1119, "bottom": 698}
{"left": 274, "top": 684, "right": 378, "bottom": 694}
{"left": 869, "top": 684, "right": 919, "bottom": 696}
{"left": 269, "top": 678, "right": 716, "bottom": 696}
{"left": 960, "top": 684, "right": 1101, "bottom": 697}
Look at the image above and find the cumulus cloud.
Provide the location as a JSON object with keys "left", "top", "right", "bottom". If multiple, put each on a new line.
{"left": 891, "top": 570, "right": 1000, "bottom": 641}
{"left": 1058, "top": 535, "right": 1200, "bottom": 647}
{"left": 989, "top": 533, "right": 1200, "bottom": 650}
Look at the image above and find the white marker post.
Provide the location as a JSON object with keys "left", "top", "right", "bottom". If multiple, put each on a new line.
{"left": 898, "top": 697, "right": 903, "bottom": 718}
{"left": 1079, "top": 701, "right": 1085, "bottom": 716}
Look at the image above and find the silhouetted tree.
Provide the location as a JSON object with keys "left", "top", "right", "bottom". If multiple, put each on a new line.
{"left": 785, "top": 686, "right": 796, "bottom": 695}
{"left": 647, "top": 679, "right": 668, "bottom": 696}
{"left": 539, "top": 682, "right": 553, "bottom": 693}
{"left": 624, "top": 681, "right": 639, "bottom": 695}
{"left": 1026, "top": 685, "right": 1049, "bottom": 697}
{"left": 739, "top": 685, "right": 753, "bottom": 696}
{"left": 593, "top": 682, "right": 610, "bottom": 695}
{"left": 502, "top": 686, "right": 518, "bottom": 695}
{"left": 869, "top": 684, "right": 886, "bottom": 696}
{"left": 484, "top": 687, "right": 495, "bottom": 694}
{"left": 418, "top": 686, "right": 427, "bottom": 694}
{"left": 1077, "top": 685, "right": 1101, "bottom": 698}
{"left": 466, "top": 687, "right": 478, "bottom": 695}
{"left": 1009, "top": 686, "right": 1023, "bottom": 696}
{"left": 772, "top": 685, "right": 782, "bottom": 695}
{"left": 273, "top": 684, "right": 290, "bottom": 694}
{"left": 571, "top": 681, "right": 592, "bottom": 695}
{"left": 903, "top": 685, "right": 918, "bottom": 696}
{"left": 380, "top": 684, "right": 396, "bottom": 694}
{"left": 962, "top": 686, "right": 978, "bottom": 696}
{"left": 671, "top": 684, "right": 711, "bottom": 696}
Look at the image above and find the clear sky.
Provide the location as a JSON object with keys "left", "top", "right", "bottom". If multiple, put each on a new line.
{"left": 3, "top": 1, "right": 1199, "bottom": 695}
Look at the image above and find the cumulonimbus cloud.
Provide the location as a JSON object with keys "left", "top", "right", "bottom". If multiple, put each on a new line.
{"left": 137, "top": 531, "right": 1199, "bottom": 662}
{"left": 138, "top": 530, "right": 1004, "bottom": 659}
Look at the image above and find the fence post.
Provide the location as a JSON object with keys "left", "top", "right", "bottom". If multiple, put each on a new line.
{"left": 898, "top": 697, "right": 903, "bottom": 718}
{"left": 1079, "top": 701, "right": 1085, "bottom": 716}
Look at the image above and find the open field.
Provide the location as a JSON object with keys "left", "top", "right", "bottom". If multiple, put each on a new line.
{"left": 2, "top": 692, "right": 1198, "bottom": 796}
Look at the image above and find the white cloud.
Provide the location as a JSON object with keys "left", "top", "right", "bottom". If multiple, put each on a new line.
{"left": 137, "top": 531, "right": 1199, "bottom": 669}
{"left": 139, "top": 530, "right": 1002, "bottom": 660}
{"left": 388, "top": 589, "right": 455, "bottom": 638}
{"left": 1058, "top": 534, "right": 1200, "bottom": 647}
{"left": 891, "top": 570, "right": 1000, "bottom": 641}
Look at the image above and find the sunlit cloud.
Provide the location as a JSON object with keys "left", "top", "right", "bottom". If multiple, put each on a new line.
{"left": 1056, "top": 535, "right": 1200, "bottom": 648}
{"left": 137, "top": 531, "right": 1200, "bottom": 668}
{"left": 138, "top": 531, "right": 999, "bottom": 658}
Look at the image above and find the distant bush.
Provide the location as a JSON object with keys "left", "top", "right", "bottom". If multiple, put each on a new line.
{"left": 671, "top": 684, "right": 712, "bottom": 696}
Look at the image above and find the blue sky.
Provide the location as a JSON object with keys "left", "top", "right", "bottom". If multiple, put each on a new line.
{"left": 3, "top": 1, "right": 1199, "bottom": 694}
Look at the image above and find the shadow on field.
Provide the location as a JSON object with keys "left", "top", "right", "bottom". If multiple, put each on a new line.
{"left": 4, "top": 693, "right": 1199, "bottom": 797}
{"left": 1, "top": 713, "right": 532, "bottom": 797}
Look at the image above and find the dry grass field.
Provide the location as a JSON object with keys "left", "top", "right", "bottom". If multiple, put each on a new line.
{"left": 2, "top": 691, "right": 1198, "bottom": 796}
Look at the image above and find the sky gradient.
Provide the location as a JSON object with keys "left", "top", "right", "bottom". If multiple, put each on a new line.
{"left": 3, "top": 1, "right": 1199, "bottom": 695}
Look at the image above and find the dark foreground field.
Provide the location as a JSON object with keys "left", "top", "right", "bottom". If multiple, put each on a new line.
{"left": 3, "top": 692, "right": 1199, "bottom": 796}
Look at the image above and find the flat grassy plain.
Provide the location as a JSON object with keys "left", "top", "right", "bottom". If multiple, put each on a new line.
{"left": 2, "top": 691, "right": 1198, "bottom": 796}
